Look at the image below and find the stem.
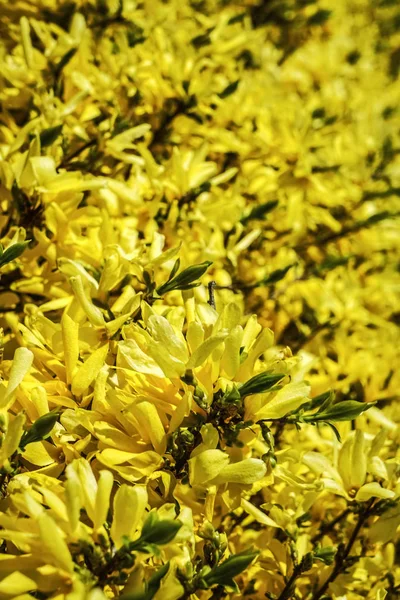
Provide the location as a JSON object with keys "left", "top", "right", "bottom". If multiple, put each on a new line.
{"left": 207, "top": 281, "right": 217, "bottom": 310}
{"left": 277, "top": 560, "right": 306, "bottom": 600}
{"left": 311, "top": 508, "right": 351, "bottom": 544}
{"left": 312, "top": 500, "right": 374, "bottom": 600}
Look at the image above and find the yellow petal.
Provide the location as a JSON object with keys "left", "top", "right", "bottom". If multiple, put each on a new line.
{"left": 220, "top": 325, "right": 243, "bottom": 379}
{"left": 38, "top": 512, "right": 74, "bottom": 573}
{"left": 0, "top": 413, "right": 25, "bottom": 466}
{"left": 213, "top": 458, "right": 266, "bottom": 485}
{"left": 254, "top": 382, "right": 310, "bottom": 420}
{"left": 118, "top": 339, "right": 164, "bottom": 377}
{"left": 71, "top": 344, "right": 109, "bottom": 397}
{"left": 22, "top": 440, "right": 59, "bottom": 467}
{"left": 1, "top": 348, "right": 34, "bottom": 408}
{"left": 65, "top": 471, "right": 83, "bottom": 536}
{"left": 241, "top": 498, "right": 281, "bottom": 528}
{"left": 61, "top": 312, "right": 80, "bottom": 385}
{"left": 188, "top": 449, "right": 229, "bottom": 486}
{"left": 94, "top": 470, "right": 114, "bottom": 531}
{"left": 69, "top": 276, "right": 105, "bottom": 327}
{"left": 130, "top": 400, "right": 166, "bottom": 454}
{"left": 187, "top": 332, "right": 228, "bottom": 369}
{"left": 355, "top": 482, "right": 395, "bottom": 503}
{"left": 111, "top": 485, "right": 148, "bottom": 548}
{"left": 0, "top": 571, "right": 37, "bottom": 595}
{"left": 20, "top": 17, "right": 34, "bottom": 69}
{"left": 37, "top": 487, "right": 68, "bottom": 521}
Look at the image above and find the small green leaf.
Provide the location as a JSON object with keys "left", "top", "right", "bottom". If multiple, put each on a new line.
{"left": 228, "top": 12, "right": 247, "bottom": 25}
{"left": 309, "top": 400, "right": 374, "bottom": 423}
{"left": 168, "top": 258, "right": 181, "bottom": 282}
{"left": 316, "top": 255, "right": 353, "bottom": 274}
{"left": 19, "top": 410, "right": 61, "bottom": 451}
{"left": 307, "top": 9, "right": 331, "bottom": 25}
{"left": 324, "top": 422, "right": 342, "bottom": 442}
{"left": 218, "top": 80, "right": 239, "bottom": 99}
{"left": 156, "top": 261, "right": 212, "bottom": 295}
{"left": 309, "top": 390, "right": 335, "bottom": 412}
{"left": 191, "top": 30, "right": 213, "bottom": 48}
{"left": 54, "top": 47, "right": 77, "bottom": 79}
{"left": 119, "top": 562, "right": 170, "bottom": 600}
{"left": 239, "top": 372, "right": 285, "bottom": 398}
{"left": 39, "top": 125, "right": 63, "bottom": 147}
{"left": 137, "top": 513, "right": 182, "bottom": 546}
{"left": 240, "top": 200, "right": 279, "bottom": 225}
{"left": 204, "top": 548, "right": 258, "bottom": 589}
{"left": 0, "top": 241, "right": 30, "bottom": 269}
{"left": 259, "top": 264, "right": 296, "bottom": 286}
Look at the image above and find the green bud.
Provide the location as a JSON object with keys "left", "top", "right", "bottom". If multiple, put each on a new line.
{"left": 19, "top": 410, "right": 61, "bottom": 451}
{"left": 239, "top": 372, "right": 284, "bottom": 398}
{"left": 313, "top": 546, "right": 337, "bottom": 565}
{"left": 300, "top": 552, "right": 314, "bottom": 572}
{"left": 39, "top": 125, "right": 63, "bottom": 147}
{"left": 156, "top": 261, "right": 212, "bottom": 295}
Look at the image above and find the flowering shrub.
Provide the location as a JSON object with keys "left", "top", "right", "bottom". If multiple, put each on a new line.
{"left": 0, "top": 0, "right": 399, "bottom": 598}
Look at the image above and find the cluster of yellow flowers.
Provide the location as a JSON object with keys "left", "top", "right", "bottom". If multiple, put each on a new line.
{"left": 0, "top": 0, "right": 399, "bottom": 598}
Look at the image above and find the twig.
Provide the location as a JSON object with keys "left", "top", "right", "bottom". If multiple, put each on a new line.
{"left": 312, "top": 499, "right": 375, "bottom": 600}
{"left": 58, "top": 139, "right": 97, "bottom": 169}
{"left": 207, "top": 281, "right": 217, "bottom": 310}
{"left": 311, "top": 508, "right": 351, "bottom": 544}
{"left": 277, "top": 556, "right": 311, "bottom": 600}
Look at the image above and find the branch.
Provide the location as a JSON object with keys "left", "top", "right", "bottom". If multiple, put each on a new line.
{"left": 312, "top": 499, "right": 375, "bottom": 600}
{"left": 311, "top": 508, "right": 351, "bottom": 544}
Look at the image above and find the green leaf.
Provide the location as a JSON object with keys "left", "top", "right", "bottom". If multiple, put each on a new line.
{"left": 258, "top": 264, "right": 296, "bottom": 287}
{"left": 119, "top": 563, "right": 170, "bottom": 600}
{"left": 19, "top": 410, "right": 61, "bottom": 451}
{"left": 309, "top": 390, "right": 335, "bottom": 412}
{"left": 168, "top": 258, "right": 181, "bottom": 282}
{"left": 156, "top": 261, "right": 212, "bottom": 295}
{"left": 137, "top": 513, "right": 182, "bottom": 546}
{"left": 307, "top": 9, "right": 331, "bottom": 25}
{"left": 228, "top": 12, "right": 246, "bottom": 25}
{"left": 316, "top": 255, "right": 353, "bottom": 274}
{"left": 218, "top": 80, "right": 239, "bottom": 99}
{"left": 239, "top": 372, "right": 285, "bottom": 398}
{"left": 204, "top": 548, "right": 258, "bottom": 589}
{"left": 240, "top": 200, "right": 279, "bottom": 225}
{"left": 39, "top": 125, "right": 63, "bottom": 148}
{"left": 191, "top": 30, "right": 213, "bottom": 48}
{"left": 0, "top": 241, "right": 30, "bottom": 269}
{"left": 54, "top": 47, "right": 77, "bottom": 79}
{"left": 308, "top": 400, "right": 374, "bottom": 423}
{"left": 324, "top": 422, "right": 342, "bottom": 442}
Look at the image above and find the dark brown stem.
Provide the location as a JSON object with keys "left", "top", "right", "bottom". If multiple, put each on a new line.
{"left": 312, "top": 500, "right": 374, "bottom": 600}
{"left": 207, "top": 281, "right": 217, "bottom": 310}
{"left": 277, "top": 556, "right": 311, "bottom": 600}
{"left": 58, "top": 139, "right": 97, "bottom": 169}
{"left": 311, "top": 508, "right": 351, "bottom": 544}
